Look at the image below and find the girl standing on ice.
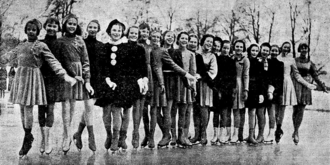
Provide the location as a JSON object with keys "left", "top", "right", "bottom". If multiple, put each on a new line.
{"left": 38, "top": 17, "right": 62, "bottom": 155}
{"left": 72, "top": 19, "right": 104, "bottom": 153}
{"left": 292, "top": 43, "right": 327, "bottom": 144}
{"left": 0, "top": 19, "right": 76, "bottom": 158}
{"left": 52, "top": 14, "right": 94, "bottom": 154}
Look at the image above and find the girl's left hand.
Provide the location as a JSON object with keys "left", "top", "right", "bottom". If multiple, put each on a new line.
{"left": 85, "top": 82, "right": 94, "bottom": 95}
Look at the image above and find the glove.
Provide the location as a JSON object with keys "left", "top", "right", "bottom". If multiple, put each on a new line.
{"left": 267, "top": 92, "right": 273, "bottom": 100}
{"left": 259, "top": 95, "right": 264, "bottom": 104}
{"left": 242, "top": 90, "right": 248, "bottom": 101}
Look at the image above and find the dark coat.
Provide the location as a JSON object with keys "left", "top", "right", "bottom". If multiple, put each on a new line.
{"left": 95, "top": 41, "right": 148, "bottom": 108}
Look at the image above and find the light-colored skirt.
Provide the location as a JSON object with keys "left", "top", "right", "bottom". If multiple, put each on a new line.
{"left": 197, "top": 80, "right": 213, "bottom": 107}
{"left": 9, "top": 67, "right": 47, "bottom": 106}
{"left": 281, "top": 76, "right": 297, "bottom": 106}
{"left": 233, "top": 77, "right": 245, "bottom": 109}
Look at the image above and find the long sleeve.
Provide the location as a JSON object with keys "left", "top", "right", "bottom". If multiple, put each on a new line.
{"left": 243, "top": 58, "right": 250, "bottom": 91}
{"left": 161, "top": 49, "right": 186, "bottom": 76}
{"left": 80, "top": 40, "right": 91, "bottom": 83}
{"left": 190, "top": 53, "right": 197, "bottom": 91}
{"left": 310, "top": 61, "right": 326, "bottom": 91}
{"left": 53, "top": 41, "right": 77, "bottom": 77}
{"left": 208, "top": 54, "right": 218, "bottom": 80}
{"left": 39, "top": 42, "right": 67, "bottom": 77}
{"left": 136, "top": 46, "right": 148, "bottom": 79}
{"left": 291, "top": 59, "right": 311, "bottom": 88}
{"left": 151, "top": 49, "right": 164, "bottom": 86}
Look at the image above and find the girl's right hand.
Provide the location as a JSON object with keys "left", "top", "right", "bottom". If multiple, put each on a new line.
{"left": 64, "top": 74, "right": 77, "bottom": 87}
{"left": 75, "top": 76, "right": 84, "bottom": 83}
{"left": 307, "top": 83, "right": 317, "bottom": 90}
{"left": 105, "top": 78, "right": 117, "bottom": 90}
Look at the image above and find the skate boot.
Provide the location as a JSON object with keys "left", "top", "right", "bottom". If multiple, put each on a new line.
{"left": 110, "top": 129, "right": 119, "bottom": 153}
{"left": 73, "top": 122, "right": 85, "bottom": 151}
{"left": 19, "top": 130, "right": 34, "bottom": 158}
{"left": 118, "top": 130, "right": 128, "bottom": 151}
{"left": 211, "top": 127, "right": 219, "bottom": 145}
{"left": 132, "top": 131, "right": 139, "bottom": 149}
{"left": 87, "top": 126, "right": 96, "bottom": 152}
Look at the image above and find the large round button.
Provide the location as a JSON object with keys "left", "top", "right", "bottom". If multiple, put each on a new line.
{"left": 111, "top": 46, "right": 118, "bottom": 52}
{"left": 111, "top": 60, "right": 117, "bottom": 66}
{"left": 111, "top": 53, "right": 116, "bottom": 59}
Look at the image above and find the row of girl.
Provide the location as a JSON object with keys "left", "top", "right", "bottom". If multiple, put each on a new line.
{"left": 0, "top": 13, "right": 327, "bottom": 158}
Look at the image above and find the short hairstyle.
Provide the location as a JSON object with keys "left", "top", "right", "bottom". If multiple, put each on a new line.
{"left": 200, "top": 34, "right": 214, "bottom": 46}
{"left": 189, "top": 34, "right": 199, "bottom": 45}
{"left": 43, "top": 17, "right": 61, "bottom": 32}
{"left": 176, "top": 31, "right": 189, "bottom": 45}
{"left": 233, "top": 40, "right": 246, "bottom": 52}
{"left": 258, "top": 42, "right": 271, "bottom": 57}
{"left": 247, "top": 44, "right": 259, "bottom": 58}
{"left": 297, "top": 42, "right": 309, "bottom": 52}
{"left": 126, "top": 26, "right": 139, "bottom": 38}
{"left": 87, "top": 19, "right": 101, "bottom": 32}
{"left": 213, "top": 37, "right": 222, "bottom": 46}
{"left": 139, "top": 22, "right": 150, "bottom": 31}
{"left": 62, "top": 15, "right": 82, "bottom": 36}
{"left": 280, "top": 41, "right": 291, "bottom": 53}
{"left": 25, "top": 19, "right": 42, "bottom": 36}
{"left": 106, "top": 19, "right": 125, "bottom": 38}
{"left": 161, "top": 30, "right": 176, "bottom": 47}
{"left": 271, "top": 44, "right": 281, "bottom": 54}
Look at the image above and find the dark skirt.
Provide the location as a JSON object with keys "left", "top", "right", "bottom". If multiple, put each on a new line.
{"left": 213, "top": 90, "right": 234, "bottom": 111}
{"left": 164, "top": 72, "right": 177, "bottom": 100}
{"left": 245, "top": 79, "right": 260, "bottom": 108}
{"left": 175, "top": 76, "right": 193, "bottom": 104}
{"left": 95, "top": 75, "right": 140, "bottom": 109}
{"left": 54, "top": 62, "right": 89, "bottom": 102}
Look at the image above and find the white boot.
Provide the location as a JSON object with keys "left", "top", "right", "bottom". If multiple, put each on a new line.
{"left": 230, "top": 128, "right": 239, "bottom": 144}
{"left": 44, "top": 127, "right": 53, "bottom": 154}
{"left": 211, "top": 127, "right": 219, "bottom": 144}
{"left": 40, "top": 127, "right": 45, "bottom": 154}
{"left": 264, "top": 128, "right": 275, "bottom": 143}
{"left": 218, "top": 127, "right": 226, "bottom": 143}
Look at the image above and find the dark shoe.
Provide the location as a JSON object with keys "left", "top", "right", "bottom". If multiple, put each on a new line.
{"left": 19, "top": 133, "right": 34, "bottom": 157}
{"left": 141, "top": 136, "right": 148, "bottom": 148}
{"left": 293, "top": 131, "right": 299, "bottom": 145}
{"left": 148, "top": 130, "right": 155, "bottom": 149}
{"left": 104, "top": 126, "right": 112, "bottom": 150}
{"left": 238, "top": 127, "right": 244, "bottom": 142}
{"left": 118, "top": 130, "right": 127, "bottom": 150}
{"left": 177, "top": 128, "right": 186, "bottom": 148}
{"left": 132, "top": 131, "right": 139, "bottom": 149}
{"left": 87, "top": 126, "right": 96, "bottom": 152}
{"left": 110, "top": 130, "right": 119, "bottom": 151}
{"left": 247, "top": 128, "right": 258, "bottom": 144}
{"left": 73, "top": 122, "right": 85, "bottom": 151}
{"left": 275, "top": 127, "right": 284, "bottom": 143}
{"left": 170, "top": 128, "right": 177, "bottom": 146}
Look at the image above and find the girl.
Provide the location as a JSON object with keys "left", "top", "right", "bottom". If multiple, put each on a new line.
{"left": 292, "top": 43, "right": 327, "bottom": 144}
{"left": 137, "top": 23, "right": 154, "bottom": 149}
{"left": 0, "top": 19, "right": 75, "bottom": 157}
{"left": 244, "top": 44, "right": 260, "bottom": 144}
{"left": 52, "top": 14, "right": 94, "bottom": 154}
{"left": 263, "top": 44, "right": 284, "bottom": 143}
{"left": 38, "top": 17, "right": 62, "bottom": 155}
{"left": 72, "top": 20, "right": 104, "bottom": 152}
{"left": 128, "top": 26, "right": 149, "bottom": 150}
{"left": 231, "top": 40, "right": 249, "bottom": 144}
{"left": 194, "top": 34, "right": 218, "bottom": 145}
{"left": 156, "top": 30, "right": 175, "bottom": 148}
{"left": 275, "top": 42, "right": 316, "bottom": 143}
{"left": 210, "top": 36, "right": 222, "bottom": 144}
{"left": 95, "top": 19, "right": 148, "bottom": 152}
{"left": 172, "top": 32, "right": 196, "bottom": 148}
{"left": 212, "top": 40, "right": 236, "bottom": 144}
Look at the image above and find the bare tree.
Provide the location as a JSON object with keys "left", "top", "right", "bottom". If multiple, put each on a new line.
{"left": 220, "top": 10, "right": 247, "bottom": 45}
{"left": 124, "top": 0, "right": 151, "bottom": 25}
{"left": 155, "top": 0, "right": 182, "bottom": 31}
{"left": 289, "top": 1, "right": 301, "bottom": 58}
{"left": 0, "top": 0, "right": 15, "bottom": 44}
{"left": 42, "top": 0, "right": 78, "bottom": 24}
{"left": 264, "top": 5, "right": 276, "bottom": 43}
{"left": 240, "top": 2, "right": 261, "bottom": 43}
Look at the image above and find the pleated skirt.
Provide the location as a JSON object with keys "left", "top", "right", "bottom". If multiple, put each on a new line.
{"left": 175, "top": 76, "right": 193, "bottom": 104}
{"left": 54, "top": 62, "right": 89, "bottom": 102}
{"left": 293, "top": 76, "right": 312, "bottom": 105}
{"left": 281, "top": 76, "right": 297, "bottom": 106}
{"left": 197, "top": 80, "right": 213, "bottom": 107}
{"left": 164, "top": 72, "right": 177, "bottom": 100}
{"left": 9, "top": 67, "right": 47, "bottom": 106}
{"left": 151, "top": 80, "right": 167, "bottom": 107}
